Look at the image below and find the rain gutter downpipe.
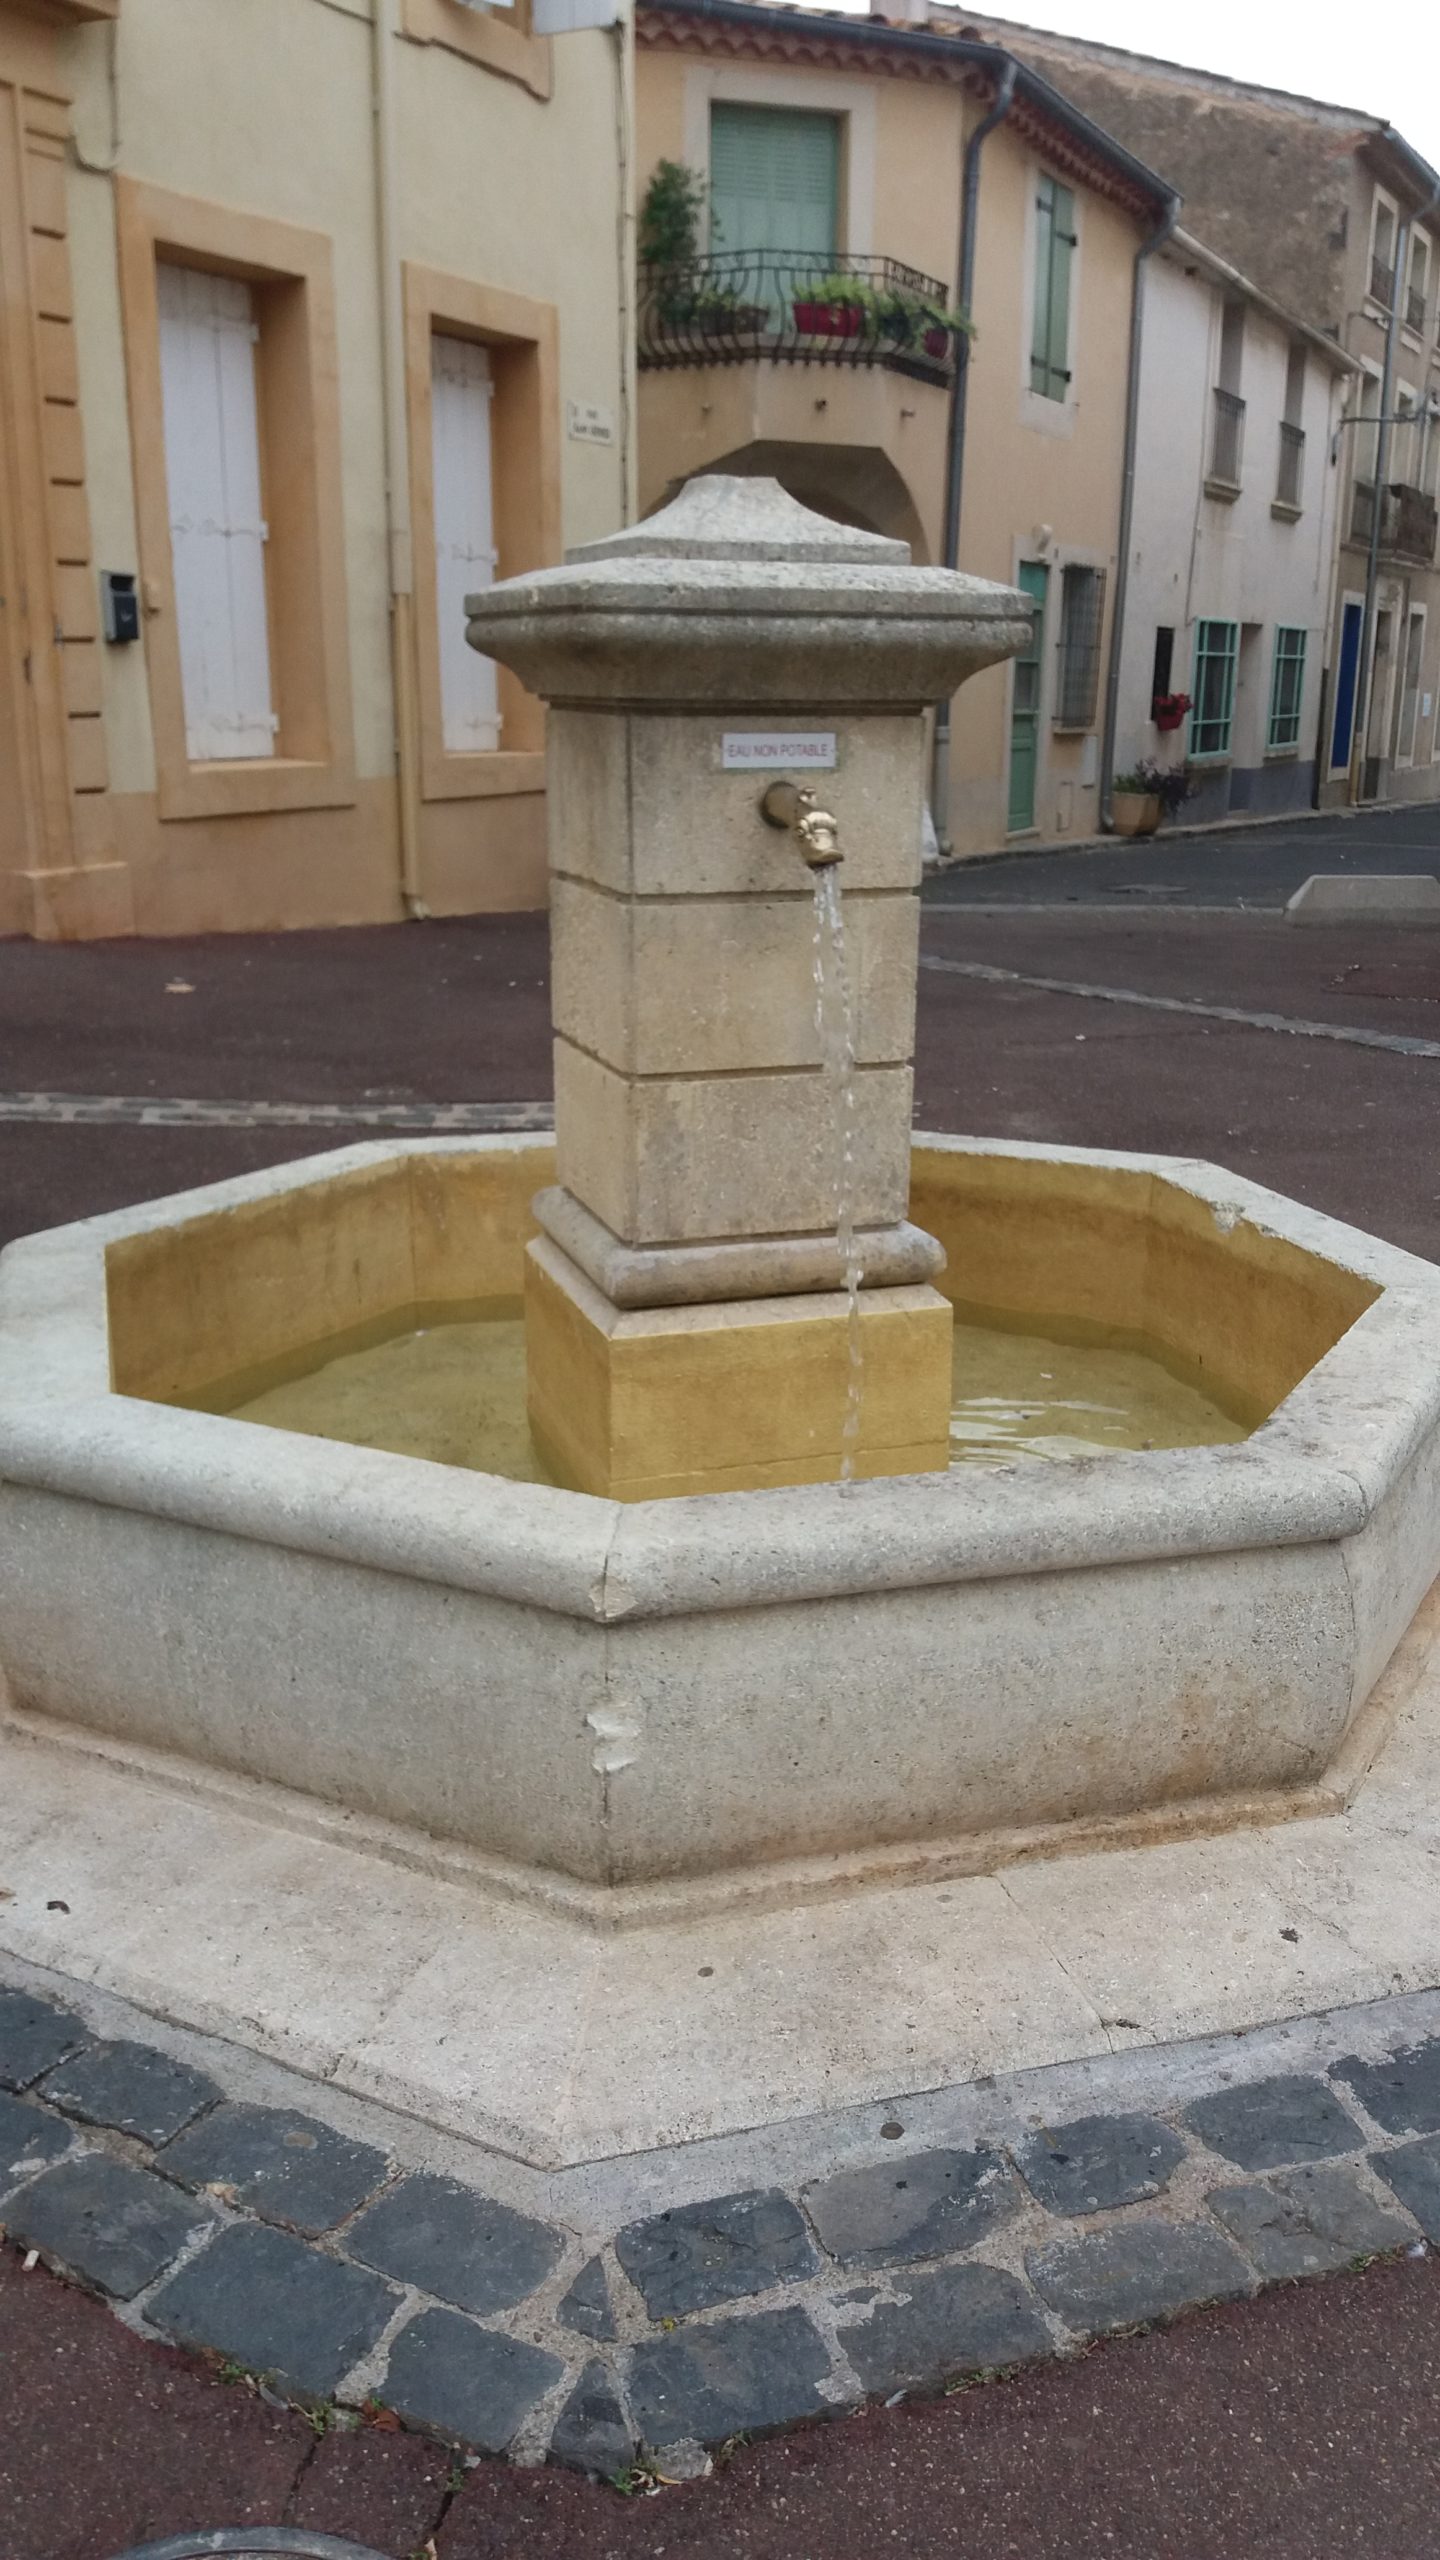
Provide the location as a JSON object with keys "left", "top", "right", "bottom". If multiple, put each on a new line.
{"left": 1099, "top": 187, "right": 1181, "bottom": 832}
{"left": 931, "top": 58, "right": 1016, "bottom": 859}
{"left": 374, "top": 0, "right": 427, "bottom": 917}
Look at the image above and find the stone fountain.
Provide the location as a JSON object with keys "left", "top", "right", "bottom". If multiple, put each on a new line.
{"left": 2, "top": 479, "right": 1440, "bottom": 1929}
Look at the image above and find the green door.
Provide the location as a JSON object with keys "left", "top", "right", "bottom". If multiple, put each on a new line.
{"left": 709, "top": 104, "right": 840, "bottom": 261}
{"left": 1008, "top": 562, "right": 1048, "bottom": 832}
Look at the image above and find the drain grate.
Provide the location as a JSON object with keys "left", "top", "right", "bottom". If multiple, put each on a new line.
{"left": 109, "top": 2533, "right": 396, "bottom": 2560}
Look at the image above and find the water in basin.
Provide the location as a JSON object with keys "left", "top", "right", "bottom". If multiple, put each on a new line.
{"left": 203, "top": 1301, "right": 1249, "bottom": 1481}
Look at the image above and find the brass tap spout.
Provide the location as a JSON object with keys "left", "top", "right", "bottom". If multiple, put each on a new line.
{"left": 759, "top": 779, "right": 842, "bottom": 868}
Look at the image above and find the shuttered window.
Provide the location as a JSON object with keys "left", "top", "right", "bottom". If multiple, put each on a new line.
{"left": 1031, "top": 175, "right": 1076, "bottom": 401}
{"left": 709, "top": 103, "right": 839, "bottom": 260}
{"left": 157, "top": 262, "right": 276, "bottom": 762}
{"left": 431, "top": 333, "right": 501, "bottom": 755}
{"left": 1054, "top": 565, "right": 1106, "bottom": 728}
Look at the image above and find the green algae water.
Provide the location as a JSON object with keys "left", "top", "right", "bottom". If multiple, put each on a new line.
{"left": 212, "top": 1302, "right": 1248, "bottom": 1482}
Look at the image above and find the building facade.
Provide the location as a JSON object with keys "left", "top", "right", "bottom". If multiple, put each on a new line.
{"left": 0, "top": 0, "right": 631, "bottom": 943}
{"left": 634, "top": 0, "right": 1174, "bottom": 856}
{"left": 1117, "top": 234, "right": 1356, "bottom": 824}
{"left": 901, "top": 9, "right": 1440, "bottom": 808}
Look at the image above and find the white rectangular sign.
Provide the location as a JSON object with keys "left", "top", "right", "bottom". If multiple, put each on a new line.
{"left": 566, "top": 400, "right": 614, "bottom": 446}
{"left": 721, "top": 730, "right": 837, "bottom": 771}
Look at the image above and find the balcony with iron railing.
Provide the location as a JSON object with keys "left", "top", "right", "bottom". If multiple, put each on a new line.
{"left": 1206, "top": 386, "right": 1246, "bottom": 496}
{"left": 1408, "top": 281, "right": 1429, "bottom": 334}
{"left": 637, "top": 253, "right": 963, "bottom": 387}
{"left": 1371, "top": 253, "right": 1396, "bottom": 308}
{"left": 1349, "top": 478, "right": 1439, "bottom": 563}
{"left": 1274, "top": 420, "right": 1305, "bottom": 514}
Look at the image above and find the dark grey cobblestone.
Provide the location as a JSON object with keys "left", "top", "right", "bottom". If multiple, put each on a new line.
{"left": 1182, "top": 2073, "right": 1365, "bottom": 2171}
{"left": 0, "top": 2086, "right": 75, "bottom": 2194}
{"left": 13, "top": 1968, "right": 1440, "bottom": 2472}
{"left": 346, "top": 2172, "right": 563, "bottom": 2316}
{"left": 1333, "top": 2040, "right": 1440, "bottom": 2136}
{"left": 1371, "top": 2131, "right": 1440, "bottom": 2237}
{"left": 0, "top": 1986, "right": 89, "bottom": 2092}
{"left": 149, "top": 2220, "right": 402, "bottom": 2400}
{"left": 40, "top": 2038, "right": 222, "bottom": 2147}
{"left": 1028, "top": 2215, "right": 1255, "bottom": 2334}
{"left": 549, "top": 2359, "right": 636, "bottom": 2477}
{"left": 159, "top": 2102, "right": 390, "bottom": 2236}
{"left": 616, "top": 2187, "right": 817, "bottom": 2319}
{"left": 6, "top": 2152, "right": 213, "bottom": 2300}
{"left": 628, "top": 2305, "right": 832, "bottom": 2449}
{"left": 836, "top": 2260, "right": 1051, "bottom": 2393}
{"left": 381, "top": 2306, "right": 564, "bottom": 2454}
{"left": 1207, "top": 2163, "right": 1416, "bottom": 2278}
{"left": 1015, "top": 2112, "right": 1186, "bottom": 2215}
{"left": 558, "top": 2253, "right": 618, "bottom": 2342}
{"left": 803, "top": 2145, "right": 1017, "bottom": 2270}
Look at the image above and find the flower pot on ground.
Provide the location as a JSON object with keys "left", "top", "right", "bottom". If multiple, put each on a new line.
{"left": 1111, "top": 790, "right": 1163, "bottom": 838}
{"left": 1113, "top": 759, "right": 1197, "bottom": 835}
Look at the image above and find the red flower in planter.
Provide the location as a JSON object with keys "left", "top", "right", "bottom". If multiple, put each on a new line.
{"left": 1152, "top": 691, "right": 1192, "bottom": 733}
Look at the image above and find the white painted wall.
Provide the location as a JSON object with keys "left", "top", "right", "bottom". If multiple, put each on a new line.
{"left": 1117, "top": 250, "right": 1346, "bottom": 792}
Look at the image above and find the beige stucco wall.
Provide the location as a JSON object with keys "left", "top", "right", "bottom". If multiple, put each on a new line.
{"left": 635, "top": 40, "right": 1142, "bottom": 858}
{"left": 37, "top": 0, "right": 630, "bottom": 937}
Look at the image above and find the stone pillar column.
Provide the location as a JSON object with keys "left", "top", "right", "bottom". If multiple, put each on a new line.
{"left": 466, "top": 477, "right": 1029, "bottom": 1500}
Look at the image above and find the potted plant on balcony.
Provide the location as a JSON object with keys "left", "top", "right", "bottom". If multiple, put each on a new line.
{"left": 640, "top": 159, "right": 707, "bottom": 271}
{"left": 793, "top": 273, "right": 867, "bottom": 338}
{"left": 1151, "top": 690, "right": 1192, "bottom": 734}
{"left": 793, "top": 274, "right": 971, "bottom": 355}
{"left": 1112, "top": 759, "right": 1195, "bottom": 837}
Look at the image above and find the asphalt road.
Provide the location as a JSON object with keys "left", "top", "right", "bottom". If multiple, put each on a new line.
{"left": 926, "top": 798, "right": 1440, "bottom": 907}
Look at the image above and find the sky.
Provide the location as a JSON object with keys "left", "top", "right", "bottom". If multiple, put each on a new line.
{"left": 812, "top": 0, "right": 1440, "bottom": 175}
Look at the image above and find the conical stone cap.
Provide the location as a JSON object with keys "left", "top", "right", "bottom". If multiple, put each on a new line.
{"left": 464, "top": 474, "right": 1033, "bottom": 710}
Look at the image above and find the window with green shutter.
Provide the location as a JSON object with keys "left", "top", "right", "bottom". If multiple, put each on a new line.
{"left": 709, "top": 104, "right": 840, "bottom": 262}
{"left": 1192, "top": 620, "right": 1239, "bottom": 757}
{"left": 1031, "top": 174, "right": 1075, "bottom": 402}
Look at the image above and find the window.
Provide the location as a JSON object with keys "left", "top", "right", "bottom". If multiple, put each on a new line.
{"left": 430, "top": 334, "right": 500, "bottom": 753}
{"left": 403, "top": 261, "right": 559, "bottom": 806}
{"left": 157, "top": 264, "right": 275, "bottom": 763}
{"left": 1276, "top": 343, "right": 1306, "bottom": 511}
{"left": 1267, "top": 626, "right": 1307, "bottom": 752}
{"left": 1371, "top": 193, "right": 1398, "bottom": 306}
{"left": 1398, "top": 606, "right": 1426, "bottom": 762}
{"left": 1054, "top": 564, "right": 1105, "bottom": 727}
{"left": 1407, "top": 233, "right": 1430, "bottom": 336}
{"left": 118, "top": 179, "right": 354, "bottom": 823}
{"left": 1207, "top": 302, "right": 1246, "bottom": 490}
{"left": 1151, "top": 625, "right": 1174, "bottom": 700}
{"left": 709, "top": 105, "right": 839, "bottom": 261}
{"left": 1192, "top": 620, "right": 1238, "bottom": 756}
{"left": 1031, "top": 174, "right": 1075, "bottom": 401}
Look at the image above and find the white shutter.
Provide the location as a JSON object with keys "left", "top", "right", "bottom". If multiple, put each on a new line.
{"left": 431, "top": 333, "right": 501, "bottom": 754}
{"left": 157, "top": 262, "right": 276, "bottom": 762}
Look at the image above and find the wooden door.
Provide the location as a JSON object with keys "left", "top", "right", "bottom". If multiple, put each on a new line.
{"left": 1008, "top": 561, "right": 1048, "bottom": 833}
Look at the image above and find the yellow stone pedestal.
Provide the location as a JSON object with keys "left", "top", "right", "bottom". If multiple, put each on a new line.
{"left": 525, "top": 1235, "right": 953, "bottom": 1502}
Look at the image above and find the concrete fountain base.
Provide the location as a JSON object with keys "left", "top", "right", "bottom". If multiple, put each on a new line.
{"left": 0, "top": 1583, "right": 1436, "bottom": 2167}
{"left": 1, "top": 1132, "right": 1439, "bottom": 1924}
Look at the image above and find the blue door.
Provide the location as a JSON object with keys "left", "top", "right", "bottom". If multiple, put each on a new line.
{"left": 1330, "top": 600, "right": 1363, "bottom": 772}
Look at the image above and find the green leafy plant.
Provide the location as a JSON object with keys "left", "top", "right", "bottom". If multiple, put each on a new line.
{"left": 639, "top": 160, "right": 710, "bottom": 269}
{"left": 797, "top": 272, "right": 972, "bottom": 341}
{"left": 1114, "top": 758, "right": 1195, "bottom": 818}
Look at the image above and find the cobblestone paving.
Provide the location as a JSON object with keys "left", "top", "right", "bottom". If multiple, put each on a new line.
{"left": 3, "top": 1977, "right": 1439, "bottom": 2481}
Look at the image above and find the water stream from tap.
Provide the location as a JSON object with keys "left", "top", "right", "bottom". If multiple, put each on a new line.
{"left": 811, "top": 865, "right": 864, "bottom": 1479}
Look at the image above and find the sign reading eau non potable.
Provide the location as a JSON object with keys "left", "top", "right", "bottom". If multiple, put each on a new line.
{"left": 720, "top": 731, "right": 838, "bottom": 771}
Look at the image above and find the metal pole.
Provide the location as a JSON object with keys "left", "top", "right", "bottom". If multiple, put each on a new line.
{"left": 930, "top": 61, "right": 1015, "bottom": 858}
{"left": 1099, "top": 195, "right": 1179, "bottom": 831}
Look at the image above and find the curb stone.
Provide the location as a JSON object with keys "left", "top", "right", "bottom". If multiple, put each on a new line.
{"left": 2, "top": 1968, "right": 1439, "bottom": 2472}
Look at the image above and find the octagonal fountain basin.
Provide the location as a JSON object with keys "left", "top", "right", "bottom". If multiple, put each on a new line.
{"left": 1, "top": 1130, "right": 1439, "bottom": 1925}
